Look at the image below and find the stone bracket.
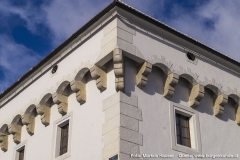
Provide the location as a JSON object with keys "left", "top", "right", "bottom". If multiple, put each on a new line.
{"left": 90, "top": 65, "right": 107, "bottom": 91}
{"left": 214, "top": 94, "right": 228, "bottom": 116}
{"left": 8, "top": 124, "right": 21, "bottom": 144}
{"left": 163, "top": 73, "right": 179, "bottom": 99}
{"left": 236, "top": 105, "right": 240, "bottom": 125}
{"left": 0, "top": 136, "right": 8, "bottom": 152}
{"left": 189, "top": 84, "right": 205, "bottom": 108}
{"left": 70, "top": 80, "right": 86, "bottom": 104}
{"left": 52, "top": 93, "right": 68, "bottom": 115}
{"left": 21, "top": 114, "right": 35, "bottom": 135}
{"left": 113, "top": 48, "right": 124, "bottom": 92}
{"left": 136, "top": 61, "right": 152, "bottom": 89}
{"left": 36, "top": 104, "right": 51, "bottom": 126}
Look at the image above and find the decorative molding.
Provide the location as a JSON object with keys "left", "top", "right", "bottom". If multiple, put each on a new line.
{"left": 148, "top": 55, "right": 173, "bottom": 75}
{"left": 8, "top": 115, "right": 23, "bottom": 144}
{"left": 214, "top": 94, "right": 228, "bottom": 116}
{"left": 70, "top": 80, "right": 86, "bottom": 105}
{"left": 176, "top": 66, "right": 200, "bottom": 86}
{"left": 21, "top": 105, "right": 37, "bottom": 135}
{"left": 189, "top": 84, "right": 205, "bottom": 108}
{"left": 136, "top": 61, "right": 152, "bottom": 89}
{"left": 163, "top": 73, "right": 179, "bottom": 99}
{"left": 113, "top": 48, "right": 124, "bottom": 92}
{"left": 202, "top": 78, "right": 223, "bottom": 95}
{"left": 0, "top": 124, "right": 9, "bottom": 152}
{"left": 36, "top": 94, "right": 53, "bottom": 126}
{"left": 90, "top": 65, "right": 107, "bottom": 91}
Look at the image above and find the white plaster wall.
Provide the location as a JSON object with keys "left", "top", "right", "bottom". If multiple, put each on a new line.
{"left": 124, "top": 59, "right": 240, "bottom": 160}
{"left": 0, "top": 22, "right": 117, "bottom": 159}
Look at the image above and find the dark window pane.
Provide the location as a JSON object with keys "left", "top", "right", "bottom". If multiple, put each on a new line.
{"left": 175, "top": 113, "right": 191, "bottom": 148}
{"left": 60, "top": 123, "right": 69, "bottom": 155}
{"left": 18, "top": 148, "right": 24, "bottom": 160}
{"left": 109, "top": 155, "right": 118, "bottom": 160}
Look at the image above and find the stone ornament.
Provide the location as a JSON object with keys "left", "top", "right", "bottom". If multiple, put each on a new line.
{"left": 37, "top": 93, "right": 53, "bottom": 126}
{"left": 8, "top": 115, "right": 23, "bottom": 144}
{"left": 136, "top": 61, "right": 152, "bottom": 89}
{"left": 21, "top": 105, "right": 37, "bottom": 135}
{"left": 70, "top": 80, "right": 86, "bottom": 104}
{"left": 0, "top": 124, "right": 9, "bottom": 152}
{"left": 214, "top": 94, "right": 228, "bottom": 116}
{"left": 52, "top": 81, "right": 72, "bottom": 115}
{"left": 163, "top": 73, "right": 179, "bottom": 99}
{"left": 90, "top": 65, "right": 107, "bottom": 91}
{"left": 113, "top": 48, "right": 124, "bottom": 92}
{"left": 189, "top": 84, "right": 205, "bottom": 108}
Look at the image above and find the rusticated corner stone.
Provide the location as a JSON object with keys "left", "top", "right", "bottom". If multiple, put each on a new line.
{"left": 214, "top": 94, "right": 228, "bottom": 116}
{"left": 163, "top": 73, "right": 179, "bottom": 99}
{"left": 136, "top": 61, "right": 152, "bottom": 89}
{"left": 0, "top": 124, "right": 9, "bottom": 152}
{"left": 52, "top": 93, "right": 68, "bottom": 115}
{"left": 90, "top": 65, "right": 107, "bottom": 91}
{"left": 189, "top": 84, "right": 205, "bottom": 108}
{"left": 113, "top": 48, "right": 124, "bottom": 92}
{"left": 70, "top": 80, "right": 86, "bottom": 104}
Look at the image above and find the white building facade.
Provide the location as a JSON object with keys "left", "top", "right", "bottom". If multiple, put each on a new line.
{"left": 0, "top": 1, "right": 240, "bottom": 160}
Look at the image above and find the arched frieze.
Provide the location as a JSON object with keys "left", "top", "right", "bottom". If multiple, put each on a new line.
{"left": 21, "top": 105, "right": 37, "bottom": 135}
{"left": 175, "top": 67, "right": 204, "bottom": 108}
{"left": 149, "top": 55, "right": 178, "bottom": 99}
{"left": 0, "top": 124, "right": 9, "bottom": 152}
{"left": 52, "top": 81, "right": 72, "bottom": 115}
{"left": 90, "top": 65, "right": 107, "bottom": 91}
{"left": 8, "top": 115, "right": 23, "bottom": 144}
{"left": 113, "top": 48, "right": 124, "bottom": 92}
{"left": 70, "top": 68, "right": 89, "bottom": 104}
{"left": 226, "top": 88, "right": 240, "bottom": 125}
{"left": 203, "top": 80, "right": 228, "bottom": 117}
{"left": 36, "top": 93, "right": 54, "bottom": 126}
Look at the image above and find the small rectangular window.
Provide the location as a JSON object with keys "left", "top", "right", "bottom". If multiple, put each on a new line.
{"left": 60, "top": 123, "right": 69, "bottom": 155}
{"left": 109, "top": 155, "right": 118, "bottom": 160}
{"left": 175, "top": 113, "right": 191, "bottom": 148}
{"left": 18, "top": 147, "right": 25, "bottom": 160}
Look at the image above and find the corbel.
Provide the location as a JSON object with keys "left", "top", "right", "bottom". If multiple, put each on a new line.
{"left": 8, "top": 123, "right": 22, "bottom": 144}
{"left": 163, "top": 73, "right": 179, "bottom": 99}
{"left": 189, "top": 84, "right": 205, "bottom": 108}
{"left": 136, "top": 61, "right": 152, "bottom": 89}
{"left": 90, "top": 65, "right": 107, "bottom": 91}
{"left": 36, "top": 103, "right": 51, "bottom": 126}
{"left": 0, "top": 125, "right": 9, "bottom": 152}
{"left": 21, "top": 114, "right": 35, "bottom": 135}
{"left": 113, "top": 48, "right": 124, "bottom": 92}
{"left": 70, "top": 80, "right": 86, "bottom": 104}
{"left": 0, "top": 135, "right": 8, "bottom": 152}
{"left": 213, "top": 94, "right": 228, "bottom": 116}
{"left": 52, "top": 93, "right": 68, "bottom": 115}
{"left": 236, "top": 104, "right": 240, "bottom": 125}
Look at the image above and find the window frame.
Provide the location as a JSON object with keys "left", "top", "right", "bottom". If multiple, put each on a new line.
{"left": 52, "top": 112, "right": 73, "bottom": 160}
{"left": 169, "top": 102, "right": 202, "bottom": 154}
{"left": 13, "top": 140, "right": 27, "bottom": 160}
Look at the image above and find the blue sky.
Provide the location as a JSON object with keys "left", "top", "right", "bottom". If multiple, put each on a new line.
{"left": 0, "top": 0, "right": 240, "bottom": 93}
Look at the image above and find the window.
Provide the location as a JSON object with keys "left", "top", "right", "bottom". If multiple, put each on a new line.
{"left": 14, "top": 141, "right": 27, "bottom": 160}
{"left": 176, "top": 113, "right": 191, "bottom": 147}
{"left": 109, "top": 155, "right": 118, "bottom": 160}
{"left": 60, "top": 123, "right": 69, "bottom": 155}
{"left": 170, "top": 102, "right": 202, "bottom": 154}
{"left": 52, "top": 112, "right": 72, "bottom": 160}
{"left": 18, "top": 147, "right": 25, "bottom": 160}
